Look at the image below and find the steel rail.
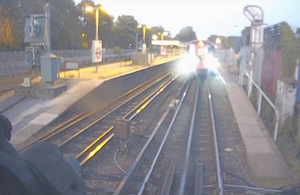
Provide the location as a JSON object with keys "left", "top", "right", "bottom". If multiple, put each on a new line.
{"left": 114, "top": 79, "right": 190, "bottom": 195}
{"left": 208, "top": 84, "right": 224, "bottom": 195}
{"left": 18, "top": 72, "right": 170, "bottom": 153}
{"left": 57, "top": 74, "right": 173, "bottom": 148}
{"left": 225, "top": 184, "right": 283, "bottom": 193}
{"left": 63, "top": 75, "right": 180, "bottom": 166}
{"left": 137, "top": 79, "right": 192, "bottom": 195}
{"left": 0, "top": 88, "right": 14, "bottom": 95}
{"left": 178, "top": 83, "right": 199, "bottom": 195}
{"left": 124, "top": 75, "right": 179, "bottom": 120}
{"left": 76, "top": 126, "right": 114, "bottom": 163}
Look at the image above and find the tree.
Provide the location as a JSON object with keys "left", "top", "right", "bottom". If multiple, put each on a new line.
{"left": 281, "top": 22, "right": 300, "bottom": 76}
{"left": 43, "top": 0, "right": 83, "bottom": 49}
{"left": 207, "top": 35, "right": 219, "bottom": 44}
{"left": 207, "top": 34, "right": 236, "bottom": 49}
{"left": 113, "top": 15, "right": 138, "bottom": 49}
{"left": 0, "top": 5, "right": 22, "bottom": 51}
{"left": 0, "top": 0, "right": 85, "bottom": 50}
{"left": 224, "top": 36, "right": 234, "bottom": 49}
{"left": 151, "top": 26, "right": 171, "bottom": 40}
{"left": 0, "top": 7, "right": 15, "bottom": 50}
{"left": 78, "top": 0, "right": 114, "bottom": 49}
{"left": 175, "top": 26, "right": 197, "bottom": 43}
{"left": 296, "top": 28, "right": 300, "bottom": 38}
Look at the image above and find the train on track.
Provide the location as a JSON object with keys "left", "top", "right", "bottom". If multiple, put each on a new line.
{"left": 179, "top": 40, "right": 219, "bottom": 77}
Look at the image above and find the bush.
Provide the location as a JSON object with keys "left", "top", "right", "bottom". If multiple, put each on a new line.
{"left": 281, "top": 23, "right": 300, "bottom": 76}
{"left": 114, "top": 46, "right": 122, "bottom": 54}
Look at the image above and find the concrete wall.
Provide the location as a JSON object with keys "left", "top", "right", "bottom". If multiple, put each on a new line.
{"left": 275, "top": 80, "right": 296, "bottom": 124}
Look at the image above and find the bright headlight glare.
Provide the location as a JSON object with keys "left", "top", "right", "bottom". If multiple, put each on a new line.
{"left": 205, "top": 56, "right": 219, "bottom": 70}
{"left": 177, "top": 55, "right": 197, "bottom": 74}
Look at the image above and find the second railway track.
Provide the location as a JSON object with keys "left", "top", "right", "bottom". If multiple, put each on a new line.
{"left": 113, "top": 76, "right": 226, "bottom": 195}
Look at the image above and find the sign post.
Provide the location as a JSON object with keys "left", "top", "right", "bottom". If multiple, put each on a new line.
{"left": 92, "top": 40, "right": 102, "bottom": 72}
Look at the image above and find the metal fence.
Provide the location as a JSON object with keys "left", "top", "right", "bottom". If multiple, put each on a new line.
{"left": 241, "top": 70, "right": 279, "bottom": 141}
{"left": 0, "top": 49, "right": 135, "bottom": 77}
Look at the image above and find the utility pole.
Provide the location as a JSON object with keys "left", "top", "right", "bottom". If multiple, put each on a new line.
{"left": 45, "top": 3, "right": 51, "bottom": 52}
{"left": 243, "top": 5, "right": 264, "bottom": 96}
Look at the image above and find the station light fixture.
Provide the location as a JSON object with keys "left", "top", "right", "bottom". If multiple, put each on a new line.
{"left": 85, "top": 6, "right": 94, "bottom": 12}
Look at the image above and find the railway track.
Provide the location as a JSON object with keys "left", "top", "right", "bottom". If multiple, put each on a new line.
{"left": 112, "top": 78, "right": 195, "bottom": 195}
{"left": 16, "top": 71, "right": 283, "bottom": 194}
{"left": 17, "top": 72, "right": 174, "bottom": 152}
{"left": 78, "top": 75, "right": 283, "bottom": 195}
{"left": 112, "top": 77, "right": 224, "bottom": 195}
{"left": 18, "top": 71, "right": 182, "bottom": 169}
{"left": 0, "top": 88, "right": 13, "bottom": 97}
{"left": 56, "top": 75, "right": 179, "bottom": 164}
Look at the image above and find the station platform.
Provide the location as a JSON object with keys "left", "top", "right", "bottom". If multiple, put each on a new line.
{"left": 1, "top": 56, "right": 180, "bottom": 146}
{"left": 218, "top": 64, "right": 290, "bottom": 179}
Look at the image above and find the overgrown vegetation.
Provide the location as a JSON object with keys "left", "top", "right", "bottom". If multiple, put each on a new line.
{"left": 281, "top": 23, "right": 300, "bottom": 76}
{"left": 276, "top": 114, "right": 300, "bottom": 181}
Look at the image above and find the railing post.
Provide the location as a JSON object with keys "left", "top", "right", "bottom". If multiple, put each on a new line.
{"left": 274, "top": 109, "right": 279, "bottom": 141}
{"left": 247, "top": 80, "right": 251, "bottom": 97}
{"left": 240, "top": 71, "right": 244, "bottom": 86}
{"left": 257, "top": 92, "right": 262, "bottom": 115}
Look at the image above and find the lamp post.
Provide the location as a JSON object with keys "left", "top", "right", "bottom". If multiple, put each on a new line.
{"left": 85, "top": 4, "right": 106, "bottom": 72}
{"left": 137, "top": 24, "right": 151, "bottom": 54}
{"left": 156, "top": 31, "right": 168, "bottom": 56}
{"left": 162, "top": 31, "right": 168, "bottom": 40}
{"left": 85, "top": 5, "right": 105, "bottom": 40}
{"left": 157, "top": 31, "right": 168, "bottom": 40}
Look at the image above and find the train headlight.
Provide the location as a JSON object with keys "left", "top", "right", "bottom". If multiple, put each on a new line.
{"left": 205, "top": 56, "right": 219, "bottom": 71}
{"left": 177, "top": 54, "right": 198, "bottom": 74}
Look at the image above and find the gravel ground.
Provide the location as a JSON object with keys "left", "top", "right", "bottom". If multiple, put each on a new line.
{"left": 209, "top": 77, "right": 258, "bottom": 190}
{"left": 81, "top": 75, "right": 185, "bottom": 194}
{"left": 185, "top": 78, "right": 217, "bottom": 195}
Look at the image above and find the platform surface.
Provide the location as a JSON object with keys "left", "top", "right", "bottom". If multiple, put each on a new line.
{"left": 219, "top": 64, "right": 290, "bottom": 178}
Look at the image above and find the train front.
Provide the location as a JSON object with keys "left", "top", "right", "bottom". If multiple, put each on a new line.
{"left": 178, "top": 40, "right": 219, "bottom": 78}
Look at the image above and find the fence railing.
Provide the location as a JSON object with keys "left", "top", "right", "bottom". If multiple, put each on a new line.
{"left": 240, "top": 70, "right": 279, "bottom": 140}
{"left": 0, "top": 49, "right": 135, "bottom": 77}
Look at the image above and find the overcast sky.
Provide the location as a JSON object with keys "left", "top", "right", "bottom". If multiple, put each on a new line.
{"left": 74, "top": 0, "right": 300, "bottom": 39}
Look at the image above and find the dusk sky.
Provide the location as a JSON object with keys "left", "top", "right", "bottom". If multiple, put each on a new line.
{"left": 74, "top": 0, "right": 300, "bottom": 39}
